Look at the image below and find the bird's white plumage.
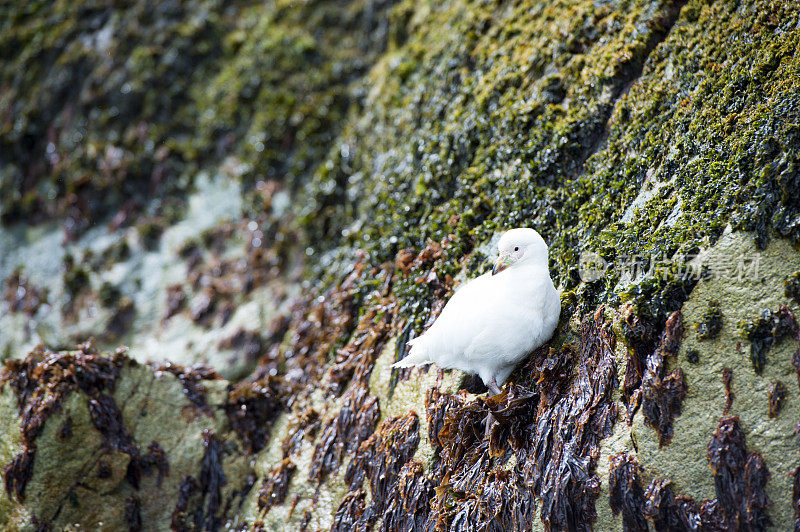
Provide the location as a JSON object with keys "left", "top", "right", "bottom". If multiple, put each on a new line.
{"left": 393, "top": 228, "right": 560, "bottom": 393}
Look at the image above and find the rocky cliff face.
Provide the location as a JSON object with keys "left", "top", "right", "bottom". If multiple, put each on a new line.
{"left": 1, "top": 0, "right": 799, "bottom": 530}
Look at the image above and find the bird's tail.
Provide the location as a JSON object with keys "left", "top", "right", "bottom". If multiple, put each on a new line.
{"left": 391, "top": 336, "right": 431, "bottom": 368}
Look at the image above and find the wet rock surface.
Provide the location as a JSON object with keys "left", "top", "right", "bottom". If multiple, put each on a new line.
{"left": 1, "top": 0, "right": 800, "bottom": 530}
{"left": 0, "top": 344, "right": 251, "bottom": 530}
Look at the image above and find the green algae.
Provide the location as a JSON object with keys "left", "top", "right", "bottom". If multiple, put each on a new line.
{"left": 786, "top": 271, "right": 800, "bottom": 305}
{"left": 62, "top": 254, "right": 90, "bottom": 298}
{"left": 299, "top": 0, "right": 800, "bottom": 334}
{"left": 1, "top": 0, "right": 800, "bottom": 529}
{"left": 0, "top": 0, "right": 398, "bottom": 232}
{"left": 696, "top": 299, "right": 723, "bottom": 340}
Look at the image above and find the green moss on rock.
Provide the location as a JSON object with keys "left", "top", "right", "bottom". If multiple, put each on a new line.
{"left": 0, "top": 0, "right": 398, "bottom": 232}
{"left": 696, "top": 299, "right": 723, "bottom": 340}
{"left": 785, "top": 271, "right": 800, "bottom": 305}
{"left": 300, "top": 0, "right": 800, "bottom": 333}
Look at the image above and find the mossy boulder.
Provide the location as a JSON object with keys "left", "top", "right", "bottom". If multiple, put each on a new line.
{"left": 1, "top": 0, "right": 799, "bottom": 529}
{"left": 0, "top": 344, "right": 252, "bottom": 530}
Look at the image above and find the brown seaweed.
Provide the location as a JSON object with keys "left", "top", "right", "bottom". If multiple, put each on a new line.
{"left": 722, "top": 367, "right": 734, "bottom": 414}
{"left": 164, "top": 284, "right": 187, "bottom": 320}
{"left": 608, "top": 453, "right": 647, "bottom": 532}
{"left": 256, "top": 458, "right": 296, "bottom": 513}
{"left": 420, "top": 309, "right": 618, "bottom": 531}
{"left": 125, "top": 494, "right": 142, "bottom": 532}
{"left": 104, "top": 297, "right": 136, "bottom": 340}
{"left": 3, "top": 268, "right": 48, "bottom": 316}
{"left": 225, "top": 378, "right": 281, "bottom": 453}
{"left": 643, "top": 478, "right": 721, "bottom": 531}
{"left": 529, "top": 311, "right": 618, "bottom": 530}
{"left": 379, "top": 461, "right": 435, "bottom": 532}
{"left": 641, "top": 416, "right": 773, "bottom": 531}
{"left": 334, "top": 413, "right": 420, "bottom": 529}
{"left": 152, "top": 362, "right": 220, "bottom": 417}
{"left": 640, "top": 311, "right": 688, "bottom": 446}
{"left": 331, "top": 489, "right": 367, "bottom": 532}
{"left": 792, "top": 467, "right": 800, "bottom": 532}
{"left": 308, "top": 382, "right": 380, "bottom": 484}
{"left": 767, "top": 380, "right": 787, "bottom": 418}
{"left": 3, "top": 450, "right": 35, "bottom": 502}
{"left": 198, "top": 430, "right": 227, "bottom": 530}
{"left": 281, "top": 408, "right": 319, "bottom": 459}
{"left": 218, "top": 329, "right": 265, "bottom": 363}
{"left": 252, "top": 260, "right": 365, "bottom": 400}
{"left": 141, "top": 441, "right": 170, "bottom": 487}
{"left": 170, "top": 475, "right": 200, "bottom": 532}
{"left": 327, "top": 295, "right": 395, "bottom": 396}
{"left": 0, "top": 342, "right": 129, "bottom": 501}
{"left": 707, "top": 416, "right": 772, "bottom": 530}
{"left": 621, "top": 308, "right": 659, "bottom": 417}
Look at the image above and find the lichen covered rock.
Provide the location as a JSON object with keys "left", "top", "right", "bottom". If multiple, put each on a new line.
{"left": 1, "top": 0, "right": 800, "bottom": 529}
{"left": 0, "top": 343, "right": 252, "bottom": 530}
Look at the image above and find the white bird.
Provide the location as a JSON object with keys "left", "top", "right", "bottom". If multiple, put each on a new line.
{"left": 392, "top": 228, "right": 561, "bottom": 395}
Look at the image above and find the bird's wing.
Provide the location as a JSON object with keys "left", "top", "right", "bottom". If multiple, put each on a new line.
{"left": 439, "top": 273, "right": 548, "bottom": 366}
{"left": 392, "top": 274, "right": 492, "bottom": 368}
{"left": 417, "top": 273, "right": 512, "bottom": 359}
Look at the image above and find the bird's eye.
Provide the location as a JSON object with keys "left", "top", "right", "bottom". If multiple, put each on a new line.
{"left": 514, "top": 246, "right": 519, "bottom": 251}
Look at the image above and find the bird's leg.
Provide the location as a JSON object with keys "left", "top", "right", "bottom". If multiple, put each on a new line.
{"left": 484, "top": 377, "right": 501, "bottom": 440}
{"left": 484, "top": 410, "right": 495, "bottom": 441}
{"left": 487, "top": 377, "right": 501, "bottom": 396}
